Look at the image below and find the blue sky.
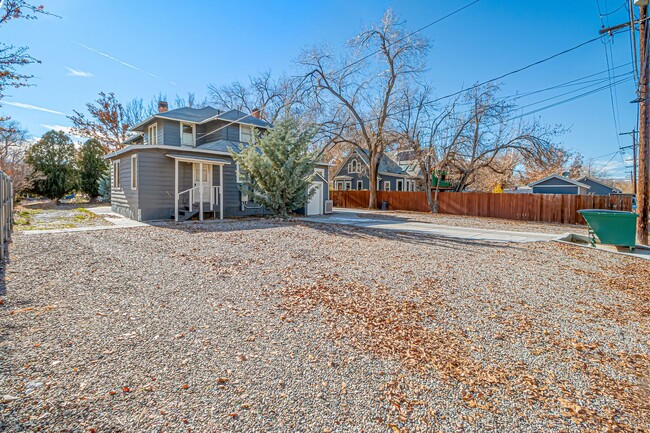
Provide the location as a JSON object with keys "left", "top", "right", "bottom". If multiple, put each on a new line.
{"left": 0, "top": 0, "right": 640, "bottom": 178}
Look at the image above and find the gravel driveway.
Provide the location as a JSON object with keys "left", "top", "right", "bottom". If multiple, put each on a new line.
{"left": 1, "top": 220, "right": 648, "bottom": 432}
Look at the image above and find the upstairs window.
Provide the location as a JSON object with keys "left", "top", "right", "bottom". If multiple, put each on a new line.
{"left": 240, "top": 125, "right": 252, "bottom": 144}
{"left": 181, "top": 123, "right": 195, "bottom": 146}
{"left": 349, "top": 159, "right": 358, "bottom": 173}
{"left": 148, "top": 123, "right": 158, "bottom": 145}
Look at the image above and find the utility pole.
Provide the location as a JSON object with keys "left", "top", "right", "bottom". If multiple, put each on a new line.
{"left": 600, "top": 1, "right": 649, "bottom": 244}
{"left": 639, "top": 3, "right": 649, "bottom": 244}
{"left": 620, "top": 130, "right": 638, "bottom": 194}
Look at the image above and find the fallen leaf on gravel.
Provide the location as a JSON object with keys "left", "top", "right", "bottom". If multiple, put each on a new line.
{"left": 1, "top": 395, "right": 19, "bottom": 403}
{"left": 122, "top": 387, "right": 130, "bottom": 393}
{"left": 216, "top": 377, "right": 229, "bottom": 384}
{"left": 387, "top": 423, "right": 401, "bottom": 433}
{"left": 181, "top": 384, "right": 189, "bottom": 389}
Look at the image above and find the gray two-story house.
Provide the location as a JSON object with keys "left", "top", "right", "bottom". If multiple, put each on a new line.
{"left": 105, "top": 102, "right": 329, "bottom": 221}
{"left": 332, "top": 148, "right": 417, "bottom": 192}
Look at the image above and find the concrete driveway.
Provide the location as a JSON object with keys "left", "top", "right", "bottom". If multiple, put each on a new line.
{"left": 305, "top": 210, "right": 564, "bottom": 243}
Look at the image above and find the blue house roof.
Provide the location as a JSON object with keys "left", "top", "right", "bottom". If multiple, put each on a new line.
{"left": 130, "top": 106, "right": 272, "bottom": 131}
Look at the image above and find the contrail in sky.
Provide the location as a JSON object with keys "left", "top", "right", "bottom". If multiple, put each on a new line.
{"left": 75, "top": 42, "right": 177, "bottom": 86}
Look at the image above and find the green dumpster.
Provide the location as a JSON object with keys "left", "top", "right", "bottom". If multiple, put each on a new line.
{"left": 578, "top": 209, "right": 638, "bottom": 252}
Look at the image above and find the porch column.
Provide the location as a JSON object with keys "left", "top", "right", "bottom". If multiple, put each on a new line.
{"left": 199, "top": 162, "right": 204, "bottom": 221}
{"left": 210, "top": 164, "right": 214, "bottom": 212}
{"left": 219, "top": 164, "right": 224, "bottom": 220}
{"left": 174, "top": 158, "right": 179, "bottom": 222}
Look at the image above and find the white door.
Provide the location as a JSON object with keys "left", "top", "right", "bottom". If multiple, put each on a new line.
{"left": 307, "top": 182, "right": 323, "bottom": 215}
{"left": 192, "top": 164, "right": 212, "bottom": 203}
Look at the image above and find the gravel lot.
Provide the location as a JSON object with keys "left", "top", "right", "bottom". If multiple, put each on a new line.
{"left": 348, "top": 209, "right": 583, "bottom": 235}
{"left": 1, "top": 219, "right": 648, "bottom": 432}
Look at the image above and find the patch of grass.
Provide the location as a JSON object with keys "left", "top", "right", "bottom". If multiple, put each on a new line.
{"left": 14, "top": 209, "right": 42, "bottom": 226}
{"left": 72, "top": 208, "right": 99, "bottom": 222}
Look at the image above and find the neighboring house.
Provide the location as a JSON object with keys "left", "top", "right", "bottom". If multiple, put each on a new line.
{"left": 105, "top": 102, "right": 330, "bottom": 221}
{"left": 332, "top": 148, "right": 418, "bottom": 192}
{"left": 528, "top": 174, "right": 591, "bottom": 195}
{"left": 576, "top": 176, "right": 622, "bottom": 195}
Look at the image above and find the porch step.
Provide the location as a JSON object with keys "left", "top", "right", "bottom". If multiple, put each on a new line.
{"left": 175, "top": 207, "right": 199, "bottom": 222}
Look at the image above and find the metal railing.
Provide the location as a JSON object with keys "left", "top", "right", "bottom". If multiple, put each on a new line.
{"left": 0, "top": 170, "right": 14, "bottom": 261}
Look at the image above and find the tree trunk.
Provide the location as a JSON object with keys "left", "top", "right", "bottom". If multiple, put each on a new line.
{"left": 432, "top": 173, "right": 442, "bottom": 213}
{"left": 423, "top": 171, "right": 435, "bottom": 213}
{"left": 368, "top": 152, "right": 379, "bottom": 209}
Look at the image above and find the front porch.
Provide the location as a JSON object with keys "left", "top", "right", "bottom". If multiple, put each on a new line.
{"left": 168, "top": 154, "right": 230, "bottom": 222}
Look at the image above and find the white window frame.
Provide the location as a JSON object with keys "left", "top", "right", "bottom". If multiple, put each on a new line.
{"left": 180, "top": 122, "right": 196, "bottom": 147}
{"left": 112, "top": 160, "right": 121, "bottom": 189}
{"left": 236, "top": 163, "right": 245, "bottom": 183}
{"left": 148, "top": 123, "right": 158, "bottom": 145}
{"left": 335, "top": 181, "right": 343, "bottom": 190}
{"left": 239, "top": 124, "right": 253, "bottom": 144}
{"left": 349, "top": 159, "right": 358, "bottom": 173}
{"left": 356, "top": 180, "right": 363, "bottom": 190}
{"left": 131, "top": 155, "right": 138, "bottom": 190}
{"left": 344, "top": 180, "right": 352, "bottom": 191}
{"left": 396, "top": 179, "right": 404, "bottom": 191}
{"left": 384, "top": 180, "right": 390, "bottom": 191}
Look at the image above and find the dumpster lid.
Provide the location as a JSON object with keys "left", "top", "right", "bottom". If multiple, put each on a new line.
{"left": 578, "top": 209, "right": 638, "bottom": 217}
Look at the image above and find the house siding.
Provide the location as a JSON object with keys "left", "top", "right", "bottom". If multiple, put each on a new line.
{"left": 111, "top": 154, "right": 140, "bottom": 220}
{"left": 109, "top": 148, "right": 276, "bottom": 220}
{"left": 333, "top": 151, "right": 410, "bottom": 191}
{"left": 532, "top": 185, "right": 579, "bottom": 195}
{"left": 579, "top": 178, "right": 617, "bottom": 195}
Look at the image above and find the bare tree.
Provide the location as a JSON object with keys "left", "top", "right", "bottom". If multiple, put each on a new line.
{"left": 69, "top": 92, "right": 131, "bottom": 153}
{"left": 444, "top": 83, "right": 565, "bottom": 192}
{"left": 208, "top": 71, "right": 308, "bottom": 124}
{"left": 0, "top": 1, "right": 53, "bottom": 128}
{"left": 300, "top": 9, "right": 428, "bottom": 208}
{"left": 0, "top": 118, "right": 32, "bottom": 193}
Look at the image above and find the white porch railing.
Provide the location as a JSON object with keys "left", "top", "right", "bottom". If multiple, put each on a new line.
{"left": 175, "top": 185, "right": 222, "bottom": 221}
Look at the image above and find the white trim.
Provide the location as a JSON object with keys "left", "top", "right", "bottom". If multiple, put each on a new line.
{"left": 356, "top": 180, "right": 363, "bottom": 190}
{"left": 130, "top": 154, "right": 138, "bottom": 190}
{"left": 105, "top": 144, "right": 232, "bottom": 159}
{"left": 180, "top": 122, "right": 196, "bottom": 147}
{"left": 112, "top": 160, "right": 121, "bottom": 189}
{"left": 349, "top": 159, "right": 359, "bottom": 173}
{"left": 396, "top": 179, "right": 404, "bottom": 191}
{"left": 528, "top": 174, "right": 590, "bottom": 188}
{"left": 344, "top": 180, "right": 352, "bottom": 191}
{"left": 147, "top": 122, "right": 158, "bottom": 145}
{"left": 166, "top": 154, "right": 230, "bottom": 165}
{"left": 236, "top": 163, "right": 244, "bottom": 183}
{"left": 384, "top": 180, "right": 390, "bottom": 191}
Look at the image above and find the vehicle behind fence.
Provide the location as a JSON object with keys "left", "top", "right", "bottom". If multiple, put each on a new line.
{"left": 331, "top": 190, "right": 633, "bottom": 225}
{"left": 1, "top": 170, "right": 13, "bottom": 261}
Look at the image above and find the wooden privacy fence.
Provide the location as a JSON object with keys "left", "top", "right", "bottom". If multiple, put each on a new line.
{"left": 0, "top": 170, "right": 13, "bottom": 260}
{"left": 331, "top": 190, "right": 633, "bottom": 225}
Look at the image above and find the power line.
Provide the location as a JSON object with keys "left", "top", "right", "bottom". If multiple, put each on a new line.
{"left": 195, "top": 0, "right": 483, "bottom": 142}
{"left": 431, "top": 32, "right": 625, "bottom": 103}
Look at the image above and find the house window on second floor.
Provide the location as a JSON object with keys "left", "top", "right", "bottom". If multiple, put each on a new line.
{"left": 148, "top": 123, "right": 158, "bottom": 145}
{"left": 349, "top": 159, "right": 358, "bottom": 173}
{"left": 181, "top": 123, "right": 195, "bottom": 146}
{"left": 240, "top": 125, "right": 252, "bottom": 144}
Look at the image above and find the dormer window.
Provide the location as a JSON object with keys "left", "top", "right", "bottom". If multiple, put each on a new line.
{"left": 148, "top": 123, "right": 158, "bottom": 145}
{"left": 181, "top": 123, "right": 195, "bottom": 146}
{"left": 240, "top": 125, "right": 252, "bottom": 144}
{"left": 349, "top": 159, "right": 358, "bottom": 173}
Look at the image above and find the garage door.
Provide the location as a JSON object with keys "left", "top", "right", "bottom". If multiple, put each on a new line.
{"left": 307, "top": 182, "right": 323, "bottom": 215}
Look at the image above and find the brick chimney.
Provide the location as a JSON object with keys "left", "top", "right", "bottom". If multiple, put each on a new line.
{"left": 251, "top": 108, "right": 261, "bottom": 119}
{"left": 158, "top": 101, "right": 168, "bottom": 113}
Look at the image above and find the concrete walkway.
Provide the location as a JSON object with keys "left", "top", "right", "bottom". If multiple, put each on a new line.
{"left": 20, "top": 206, "right": 148, "bottom": 235}
{"left": 305, "top": 210, "right": 563, "bottom": 243}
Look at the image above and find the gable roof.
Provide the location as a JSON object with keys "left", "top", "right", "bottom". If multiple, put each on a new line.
{"left": 334, "top": 148, "right": 406, "bottom": 178}
{"left": 130, "top": 106, "right": 272, "bottom": 132}
{"left": 577, "top": 176, "right": 622, "bottom": 193}
{"left": 528, "top": 174, "right": 591, "bottom": 188}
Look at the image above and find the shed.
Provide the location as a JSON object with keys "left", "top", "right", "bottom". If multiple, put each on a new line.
{"left": 528, "top": 174, "right": 591, "bottom": 195}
